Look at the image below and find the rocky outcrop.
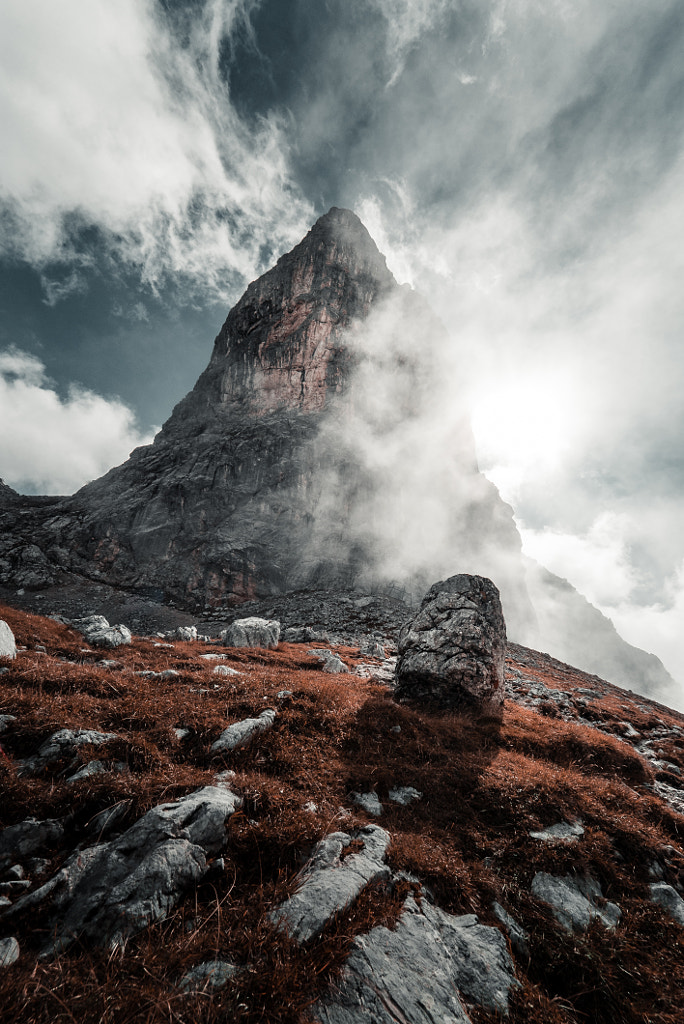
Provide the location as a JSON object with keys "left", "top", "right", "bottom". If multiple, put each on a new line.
{"left": 220, "top": 617, "right": 280, "bottom": 649}
{"left": 395, "top": 574, "right": 506, "bottom": 710}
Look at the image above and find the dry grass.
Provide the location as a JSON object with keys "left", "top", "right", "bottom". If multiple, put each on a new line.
{"left": 1, "top": 603, "right": 684, "bottom": 1022}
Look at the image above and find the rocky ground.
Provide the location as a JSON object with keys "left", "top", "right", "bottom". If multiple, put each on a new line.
{"left": 1, "top": 600, "right": 684, "bottom": 1023}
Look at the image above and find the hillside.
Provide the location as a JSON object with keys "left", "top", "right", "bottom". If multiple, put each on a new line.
{"left": 1, "top": 601, "right": 684, "bottom": 1023}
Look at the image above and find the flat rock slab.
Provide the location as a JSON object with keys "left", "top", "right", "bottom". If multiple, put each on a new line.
{"left": 0, "top": 620, "right": 17, "bottom": 660}
{"left": 315, "top": 896, "right": 517, "bottom": 1023}
{"left": 529, "top": 821, "right": 584, "bottom": 843}
{"left": 211, "top": 709, "right": 276, "bottom": 753}
{"left": 272, "top": 825, "right": 391, "bottom": 943}
{"left": 531, "top": 873, "right": 621, "bottom": 932}
{"left": 649, "top": 882, "right": 684, "bottom": 926}
{"left": 7, "top": 785, "right": 242, "bottom": 956}
{"left": 395, "top": 574, "right": 506, "bottom": 710}
{"left": 220, "top": 617, "right": 280, "bottom": 649}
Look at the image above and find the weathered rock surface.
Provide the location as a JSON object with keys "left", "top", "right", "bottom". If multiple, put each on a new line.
{"left": 0, "top": 620, "right": 17, "bottom": 660}
{"left": 531, "top": 873, "right": 621, "bottom": 932}
{"left": 395, "top": 574, "right": 506, "bottom": 710}
{"left": 72, "top": 615, "right": 131, "bottom": 649}
{"left": 220, "top": 617, "right": 280, "bottom": 649}
{"left": 0, "top": 936, "right": 19, "bottom": 968}
{"left": 18, "top": 728, "right": 118, "bottom": 777}
{"left": 649, "top": 882, "right": 684, "bottom": 926}
{"left": 6, "top": 786, "right": 242, "bottom": 956}
{"left": 0, "top": 817, "right": 65, "bottom": 869}
{"left": 272, "top": 825, "right": 391, "bottom": 943}
{"left": 529, "top": 821, "right": 585, "bottom": 843}
{"left": 315, "top": 895, "right": 517, "bottom": 1023}
{"left": 178, "top": 959, "right": 240, "bottom": 993}
{"left": 210, "top": 709, "right": 277, "bottom": 753}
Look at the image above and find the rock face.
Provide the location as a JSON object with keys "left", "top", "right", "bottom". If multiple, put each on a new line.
{"left": 395, "top": 574, "right": 506, "bottom": 710}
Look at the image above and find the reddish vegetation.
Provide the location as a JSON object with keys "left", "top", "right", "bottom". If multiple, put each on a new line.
{"left": 1, "top": 602, "right": 684, "bottom": 1023}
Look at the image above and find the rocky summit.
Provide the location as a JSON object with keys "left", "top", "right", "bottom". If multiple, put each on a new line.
{"left": 0, "top": 207, "right": 678, "bottom": 702}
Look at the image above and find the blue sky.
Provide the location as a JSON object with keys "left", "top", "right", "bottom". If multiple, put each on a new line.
{"left": 1, "top": 0, "right": 683, "bottom": 685}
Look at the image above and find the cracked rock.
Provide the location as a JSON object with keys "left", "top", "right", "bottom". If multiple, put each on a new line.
{"left": 314, "top": 895, "right": 517, "bottom": 1023}
{"left": 272, "top": 825, "right": 391, "bottom": 943}
{"left": 220, "top": 617, "right": 280, "bottom": 649}
{"left": 395, "top": 574, "right": 506, "bottom": 711}
{"left": 531, "top": 873, "right": 621, "bottom": 932}
{"left": 6, "top": 785, "right": 242, "bottom": 957}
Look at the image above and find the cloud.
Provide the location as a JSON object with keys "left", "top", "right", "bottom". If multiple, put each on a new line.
{"left": 0, "top": 347, "right": 155, "bottom": 495}
{"left": 0, "top": 0, "right": 312, "bottom": 300}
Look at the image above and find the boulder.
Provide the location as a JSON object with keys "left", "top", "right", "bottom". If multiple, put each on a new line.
{"left": 220, "top": 617, "right": 280, "bottom": 649}
{"left": 175, "top": 625, "right": 197, "bottom": 641}
{"left": 308, "top": 649, "right": 349, "bottom": 674}
{"left": 395, "top": 575, "right": 506, "bottom": 710}
{"left": 529, "top": 821, "right": 584, "bottom": 843}
{"left": 0, "top": 620, "right": 17, "bottom": 660}
{"left": 272, "top": 825, "right": 391, "bottom": 943}
{"left": 6, "top": 785, "right": 242, "bottom": 956}
{"left": 72, "top": 615, "right": 131, "bottom": 649}
{"left": 531, "top": 873, "right": 621, "bottom": 932}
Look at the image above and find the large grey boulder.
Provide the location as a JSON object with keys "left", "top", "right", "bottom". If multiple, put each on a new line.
{"left": 6, "top": 785, "right": 242, "bottom": 956}
{"left": 210, "top": 709, "right": 277, "bottom": 753}
{"left": 272, "top": 825, "right": 391, "bottom": 943}
{"left": 531, "top": 873, "right": 621, "bottom": 932}
{"left": 314, "top": 895, "right": 517, "bottom": 1023}
{"left": 0, "top": 620, "right": 17, "bottom": 660}
{"left": 220, "top": 617, "right": 280, "bottom": 649}
{"left": 395, "top": 574, "right": 506, "bottom": 710}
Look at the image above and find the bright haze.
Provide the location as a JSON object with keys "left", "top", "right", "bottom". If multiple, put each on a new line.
{"left": 1, "top": 1, "right": 683, "bottom": 689}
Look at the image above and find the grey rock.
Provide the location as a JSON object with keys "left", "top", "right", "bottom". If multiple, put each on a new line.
{"left": 387, "top": 786, "right": 423, "bottom": 806}
{"left": 220, "top": 617, "right": 280, "bottom": 649}
{"left": 282, "top": 626, "right": 317, "bottom": 643}
{"left": 492, "top": 901, "right": 530, "bottom": 958}
{"left": 529, "top": 821, "right": 584, "bottom": 843}
{"left": 272, "top": 825, "right": 391, "bottom": 943}
{"left": 649, "top": 882, "right": 684, "bottom": 926}
{"left": 395, "top": 574, "right": 506, "bottom": 710}
{"left": 18, "top": 728, "right": 118, "bottom": 776}
{"left": 0, "top": 937, "right": 19, "bottom": 968}
{"left": 531, "top": 873, "right": 621, "bottom": 932}
{"left": 350, "top": 791, "right": 383, "bottom": 816}
{"left": 0, "top": 714, "right": 16, "bottom": 734}
{"left": 66, "top": 760, "right": 108, "bottom": 783}
{"left": 212, "top": 664, "right": 241, "bottom": 676}
{"left": 0, "top": 879, "right": 31, "bottom": 893}
{"left": 85, "top": 801, "right": 132, "bottom": 838}
{"left": 0, "top": 817, "right": 64, "bottom": 868}
{"left": 7, "top": 785, "right": 242, "bottom": 956}
{"left": 210, "top": 709, "right": 277, "bottom": 753}
{"left": 175, "top": 625, "right": 197, "bottom": 641}
{"left": 89, "top": 624, "right": 132, "bottom": 649}
{"left": 178, "top": 959, "right": 239, "bottom": 993}
{"left": 135, "top": 669, "right": 180, "bottom": 680}
{"left": 359, "top": 639, "right": 386, "bottom": 660}
{"left": 315, "top": 895, "right": 517, "bottom": 1023}
{"left": 276, "top": 689, "right": 293, "bottom": 699}
{"left": 0, "top": 620, "right": 17, "bottom": 660}
{"left": 5, "top": 864, "right": 25, "bottom": 881}
{"left": 308, "top": 649, "right": 349, "bottom": 674}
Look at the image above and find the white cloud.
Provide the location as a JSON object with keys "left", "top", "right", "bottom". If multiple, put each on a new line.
{"left": 0, "top": 0, "right": 312, "bottom": 298}
{"left": 0, "top": 348, "right": 155, "bottom": 495}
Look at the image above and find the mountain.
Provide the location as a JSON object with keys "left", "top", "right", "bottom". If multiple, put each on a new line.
{"left": 0, "top": 208, "right": 678, "bottom": 705}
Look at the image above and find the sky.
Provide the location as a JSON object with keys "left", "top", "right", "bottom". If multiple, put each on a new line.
{"left": 1, "top": 0, "right": 683, "bottom": 685}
